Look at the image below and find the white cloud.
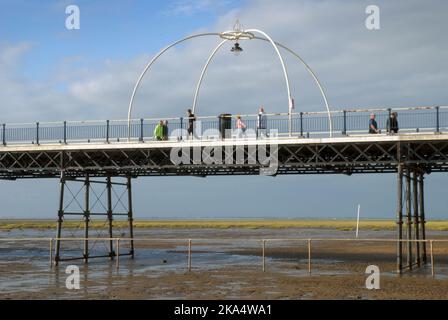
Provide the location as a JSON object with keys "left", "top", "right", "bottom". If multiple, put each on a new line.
{"left": 1, "top": 0, "right": 448, "bottom": 124}
{"left": 1, "top": 0, "right": 448, "bottom": 219}
{"left": 164, "top": 0, "right": 231, "bottom": 16}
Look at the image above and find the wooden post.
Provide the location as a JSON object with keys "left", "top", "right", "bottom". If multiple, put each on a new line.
{"left": 49, "top": 238, "right": 53, "bottom": 269}
{"left": 116, "top": 239, "right": 120, "bottom": 271}
{"left": 308, "top": 239, "right": 312, "bottom": 275}
{"left": 430, "top": 240, "right": 435, "bottom": 277}
{"left": 188, "top": 239, "right": 192, "bottom": 272}
{"left": 262, "top": 240, "right": 266, "bottom": 272}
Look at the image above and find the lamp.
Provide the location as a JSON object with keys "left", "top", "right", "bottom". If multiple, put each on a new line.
{"left": 230, "top": 42, "right": 243, "bottom": 55}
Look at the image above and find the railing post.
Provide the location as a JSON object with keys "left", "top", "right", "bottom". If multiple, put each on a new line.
{"left": 36, "top": 122, "right": 40, "bottom": 145}
{"left": 430, "top": 240, "right": 435, "bottom": 277}
{"left": 116, "top": 238, "right": 120, "bottom": 271}
{"left": 179, "top": 117, "right": 183, "bottom": 141}
{"left": 342, "top": 110, "right": 347, "bottom": 135}
{"left": 436, "top": 106, "right": 440, "bottom": 133}
{"left": 299, "top": 112, "right": 303, "bottom": 137}
{"left": 106, "top": 120, "right": 110, "bottom": 143}
{"left": 187, "top": 239, "right": 192, "bottom": 272}
{"left": 63, "top": 121, "right": 67, "bottom": 144}
{"left": 262, "top": 240, "right": 266, "bottom": 272}
{"left": 308, "top": 239, "right": 312, "bottom": 275}
{"left": 139, "top": 118, "right": 144, "bottom": 142}
{"left": 387, "top": 108, "right": 392, "bottom": 134}
{"left": 2, "top": 123, "right": 6, "bottom": 146}
{"left": 49, "top": 238, "right": 53, "bottom": 269}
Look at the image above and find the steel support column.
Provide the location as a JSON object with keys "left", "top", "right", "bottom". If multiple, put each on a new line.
{"left": 413, "top": 169, "right": 420, "bottom": 267}
{"left": 419, "top": 171, "right": 427, "bottom": 264}
{"left": 127, "top": 176, "right": 135, "bottom": 258}
{"left": 53, "top": 174, "right": 134, "bottom": 264}
{"left": 405, "top": 168, "right": 413, "bottom": 270}
{"left": 106, "top": 175, "right": 115, "bottom": 259}
{"left": 54, "top": 171, "right": 65, "bottom": 266}
{"left": 396, "top": 163, "right": 403, "bottom": 274}
{"left": 83, "top": 174, "right": 90, "bottom": 263}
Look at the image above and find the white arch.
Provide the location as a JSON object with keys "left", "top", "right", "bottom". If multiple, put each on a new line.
{"left": 127, "top": 32, "right": 220, "bottom": 140}
{"left": 245, "top": 29, "right": 293, "bottom": 136}
{"left": 192, "top": 39, "right": 228, "bottom": 115}
{"left": 191, "top": 36, "right": 333, "bottom": 137}
{"left": 127, "top": 29, "right": 333, "bottom": 138}
{"left": 258, "top": 37, "right": 333, "bottom": 137}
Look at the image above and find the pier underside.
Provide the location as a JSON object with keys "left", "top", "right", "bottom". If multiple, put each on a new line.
{"left": 1, "top": 134, "right": 447, "bottom": 271}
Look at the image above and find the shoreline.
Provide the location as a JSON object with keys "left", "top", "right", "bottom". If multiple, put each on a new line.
{"left": 1, "top": 219, "right": 448, "bottom": 231}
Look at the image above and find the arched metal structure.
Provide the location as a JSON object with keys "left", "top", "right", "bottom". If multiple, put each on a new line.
{"left": 127, "top": 32, "right": 220, "bottom": 140}
{"left": 192, "top": 39, "right": 229, "bottom": 116}
{"left": 191, "top": 36, "right": 333, "bottom": 137}
{"left": 127, "top": 25, "right": 333, "bottom": 139}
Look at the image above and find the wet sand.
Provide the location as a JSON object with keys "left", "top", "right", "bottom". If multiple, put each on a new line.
{"left": 1, "top": 227, "right": 448, "bottom": 299}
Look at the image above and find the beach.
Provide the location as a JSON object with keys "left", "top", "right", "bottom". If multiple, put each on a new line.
{"left": 0, "top": 222, "right": 447, "bottom": 299}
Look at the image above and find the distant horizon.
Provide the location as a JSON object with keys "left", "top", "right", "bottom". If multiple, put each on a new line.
{"left": 1, "top": 217, "right": 447, "bottom": 221}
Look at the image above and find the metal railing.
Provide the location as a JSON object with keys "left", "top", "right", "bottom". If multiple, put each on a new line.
{"left": 1, "top": 106, "right": 448, "bottom": 146}
{"left": 0, "top": 237, "right": 446, "bottom": 277}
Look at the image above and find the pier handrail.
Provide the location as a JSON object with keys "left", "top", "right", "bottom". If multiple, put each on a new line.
{"left": 1, "top": 105, "right": 447, "bottom": 146}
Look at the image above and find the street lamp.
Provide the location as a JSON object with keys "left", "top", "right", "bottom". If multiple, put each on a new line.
{"left": 230, "top": 42, "right": 243, "bottom": 55}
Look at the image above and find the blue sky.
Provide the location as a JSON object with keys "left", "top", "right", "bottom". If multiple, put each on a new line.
{"left": 0, "top": 0, "right": 242, "bottom": 81}
{"left": 0, "top": 0, "right": 447, "bottom": 220}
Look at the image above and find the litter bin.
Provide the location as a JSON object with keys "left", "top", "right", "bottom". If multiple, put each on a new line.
{"left": 218, "top": 114, "right": 232, "bottom": 139}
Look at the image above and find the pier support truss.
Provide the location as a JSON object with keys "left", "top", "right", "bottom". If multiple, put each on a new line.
{"left": 54, "top": 172, "right": 135, "bottom": 265}
{"left": 396, "top": 164, "right": 427, "bottom": 274}
{"left": 0, "top": 136, "right": 446, "bottom": 270}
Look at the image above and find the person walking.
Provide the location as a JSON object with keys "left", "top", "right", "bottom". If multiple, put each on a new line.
{"left": 369, "top": 113, "right": 380, "bottom": 134}
{"left": 154, "top": 120, "right": 164, "bottom": 141}
{"left": 256, "top": 106, "right": 268, "bottom": 138}
{"left": 386, "top": 112, "right": 399, "bottom": 134}
{"left": 162, "top": 120, "right": 169, "bottom": 140}
{"left": 236, "top": 115, "right": 247, "bottom": 138}
{"left": 187, "top": 109, "right": 196, "bottom": 140}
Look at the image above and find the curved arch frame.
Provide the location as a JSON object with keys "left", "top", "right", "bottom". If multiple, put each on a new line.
{"left": 245, "top": 29, "right": 293, "bottom": 136}
{"left": 127, "top": 32, "right": 220, "bottom": 140}
{"left": 192, "top": 36, "right": 333, "bottom": 137}
{"left": 127, "top": 30, "right": 333, "bottom": 138}
{"left": 192, "top": 39, "right": 229, "bottom": 116}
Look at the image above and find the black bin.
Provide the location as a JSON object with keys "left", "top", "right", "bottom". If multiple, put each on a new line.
{"left": 218, "top": 114, "right": 232, "bottom": 139}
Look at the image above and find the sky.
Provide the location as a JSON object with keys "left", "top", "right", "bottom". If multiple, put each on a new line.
{"left": 0, "top": 0, "right": 447, "bottom": 219}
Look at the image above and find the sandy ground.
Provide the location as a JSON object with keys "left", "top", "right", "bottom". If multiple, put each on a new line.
{"left": 1, "top": 236, "right": 448, "bottom": 299}
{"left": 1, "top": 228, "right": 448, "bottom": 299}
{"left": 1, "top": 264, "right": 448, "bottom": 300}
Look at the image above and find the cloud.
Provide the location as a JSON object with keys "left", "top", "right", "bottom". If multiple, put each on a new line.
{"left": 0, "top": 42, "right": 32, "bottom": 68}
{"left": 1, "top": 0, "right": 448, "bottom": 123}
{"left": 163, "top": 0, "right": 232, "bottom": 16}
{"left": 1, "top": 0, "right": 448, "bottom": 218}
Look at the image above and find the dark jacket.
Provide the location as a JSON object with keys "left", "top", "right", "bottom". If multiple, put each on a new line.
{"left": 386, "top": 117, "right": 399, "bottom": 133}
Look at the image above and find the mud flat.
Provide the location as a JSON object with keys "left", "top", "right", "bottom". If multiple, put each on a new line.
{"left": 0, "top": 227, "right": 447, "bottom": 299}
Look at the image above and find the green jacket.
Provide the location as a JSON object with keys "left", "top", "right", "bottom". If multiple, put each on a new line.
{"left": 154, "top": 124, "right": 164, "bottom": 140}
